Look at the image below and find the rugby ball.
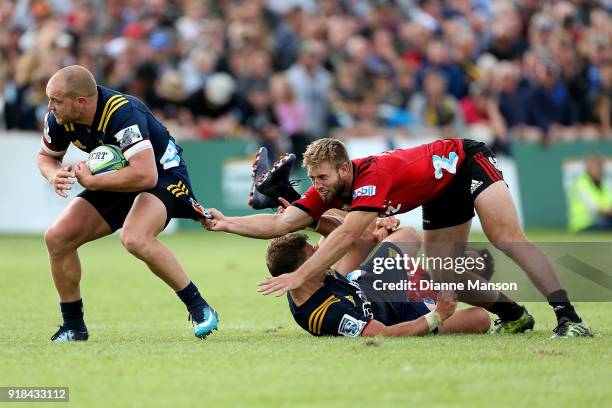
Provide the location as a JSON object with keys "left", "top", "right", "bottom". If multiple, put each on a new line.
{"left": 87, "top": 145, "right": 128, "bottom": 175}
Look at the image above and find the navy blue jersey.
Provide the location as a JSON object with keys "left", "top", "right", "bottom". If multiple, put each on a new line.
{"left": 288, "top": 243, "right": 431, "bottom": 337}
{"left": 41, "top": 86, "right": 185, "bottom": 175}
{"left": 288, "top": 271, "right": 374, "bottom": 337}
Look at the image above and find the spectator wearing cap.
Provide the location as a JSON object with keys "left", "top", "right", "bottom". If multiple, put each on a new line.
{"left": 148, "top": 30, "right": 176, "bottom": 72}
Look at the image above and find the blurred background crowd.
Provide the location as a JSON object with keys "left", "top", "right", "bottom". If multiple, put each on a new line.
{"left": 0, "top": 0, "right": 610, "bottom": 159}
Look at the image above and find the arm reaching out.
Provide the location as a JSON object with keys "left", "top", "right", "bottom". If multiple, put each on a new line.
{"left": 203, "top": 204, "right": 314, "bottom": 239}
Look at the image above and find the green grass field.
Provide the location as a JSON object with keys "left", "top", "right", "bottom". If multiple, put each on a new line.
{"left": 1, "top": 230, "right": 611, "bottom": 407}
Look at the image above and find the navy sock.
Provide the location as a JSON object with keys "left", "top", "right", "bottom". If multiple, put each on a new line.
{"left": 547, "top": 289, "right": 581, "bottom": 323}
{"left": 487, "top": 293, "right": 525, "bottom": 321}
{"left": 60, "top": 299, "right": 86, "bottom": 331}
{"left": 176, "top": 281, "right": 208, "bottom": 322}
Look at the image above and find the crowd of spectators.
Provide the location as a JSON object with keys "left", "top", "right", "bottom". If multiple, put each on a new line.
{"left": 0, "top": 0, "right": 610, "bottom": 158}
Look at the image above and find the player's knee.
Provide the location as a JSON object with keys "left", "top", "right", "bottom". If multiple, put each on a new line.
{"left": 120, "top": 230, "right": 152, "bottom": 258}
{"left": 44, "top": 224, "right": 76, "bottom": 254}
{"left": 389, "top": 226, "right": 421, "bottom": 245}
{"left": 475, "top": 309, "right": 491, "bottom": 333}
{"left": 120, "top": 230, "right": 140, "bottom": 255}
{"left": 488, "top": 227, "right": 528, "bottom": 255}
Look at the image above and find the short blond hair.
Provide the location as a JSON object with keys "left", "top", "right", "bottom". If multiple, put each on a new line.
{"left": 302, "top": 138, "right": 350, "bottom": 170}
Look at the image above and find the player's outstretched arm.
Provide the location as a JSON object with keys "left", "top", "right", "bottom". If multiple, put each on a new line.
{"left": 74, "top": 148, "right": 158, "bottom": 192}
{"left": 37, "top": 151, "right": 74, "bottom": 198}
{"left": 362, "top": 291, "right": 457, "bottom": 336}
{"left": 204, "top": 205, "right": 314, "bottom": 239}
{"left": 258, "top": 210, "right": 378, "bottom": 296}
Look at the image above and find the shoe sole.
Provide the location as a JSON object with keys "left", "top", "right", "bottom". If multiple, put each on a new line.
{"left": 249, "top": 148, "right": 271, "bottom": 208}
{"left": 195, "top": 327, "right": 218, "bottom": 340}
{"left": 194, "top": 311, "right": 219, "bottom": 340}
{"left": 256, "top": 154, "right": 295, "bottom": 195}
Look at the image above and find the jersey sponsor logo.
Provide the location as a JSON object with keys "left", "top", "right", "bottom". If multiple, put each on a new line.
{"left": 353, "top": 185, "right": 376, "bottom": 199}
{"left": 346, "top": 279, "right": 374, "bottom": 319}
{"left": 432, "top": 152, "right": 458, "bottom": 180}
{"left": 338, "top": 314, "right": 367, "bottom": 337}
{"left": 114, "top": 125, "right": 143, "bottom": 149}
{"left": 159, "top": 140, "right": 180, "bottom": 170}
{"left": 488, "top": 156, "right": 501, "bottom": 171}
{"left": 470, "top": 179, "right": 483, "bottom": 194}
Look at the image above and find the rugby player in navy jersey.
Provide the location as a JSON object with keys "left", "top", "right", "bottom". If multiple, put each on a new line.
{"left": 264, "top": 220, "right": 491, "bottom": 337}
{"left": 37, "top": 65, "right": 217, "bottom": 341}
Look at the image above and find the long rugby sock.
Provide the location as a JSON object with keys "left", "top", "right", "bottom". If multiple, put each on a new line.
{"left": 176, "top": 281, "right": 208, "bottom": 322}
{"left": 60, "top": 299, "right": 86, "bottom": 331}
{"left": 546, "top": 289, "right": 581, "bottom": 323}
{"left": 487, "top": 293, "right": 525, "bottom": 321}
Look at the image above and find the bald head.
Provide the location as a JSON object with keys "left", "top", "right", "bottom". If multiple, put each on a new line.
{"left": 48, "top": 65, "right": 97, "bottom": 98}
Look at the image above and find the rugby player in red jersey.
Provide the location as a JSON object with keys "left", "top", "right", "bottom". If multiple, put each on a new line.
{"left": 205, "top": 139, "right": 590, "bottom": 338}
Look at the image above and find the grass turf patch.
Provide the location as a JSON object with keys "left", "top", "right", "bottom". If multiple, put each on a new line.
{"left": 1, "top": 231, "right": 610, "bottom": 407}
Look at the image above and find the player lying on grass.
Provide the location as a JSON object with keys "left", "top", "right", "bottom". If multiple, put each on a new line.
{"left": 206, "top": 141, "right": 592, "bottom": 338}
{"left": 264, "top": 218, "right": 491, "bottom": 336}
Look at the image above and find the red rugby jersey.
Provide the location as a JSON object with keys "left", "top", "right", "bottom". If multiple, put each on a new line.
{"left": 293, "top": 138, "right": 466, "bottom": 220}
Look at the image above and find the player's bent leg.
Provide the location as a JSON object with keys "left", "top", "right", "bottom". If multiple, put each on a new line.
{"left": 120, "top": 192, "right": 190, "bottom": 290}
{"left": 120, "top": 192, "right": 218, "bottom": 338}
{"left": 45, "top": 197, "right": 112, "bottom": 302}
{"left": 475, "top": 181, "right": 589, "bottom": 336}
{"left": 475, "top": 181, "right": 562, "bottom": 295}
{"left": 46, "top": 198, "right": 112, "bottom": 342}
{"left": 438, "top": 307, "right": 491, "bottom": 334}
